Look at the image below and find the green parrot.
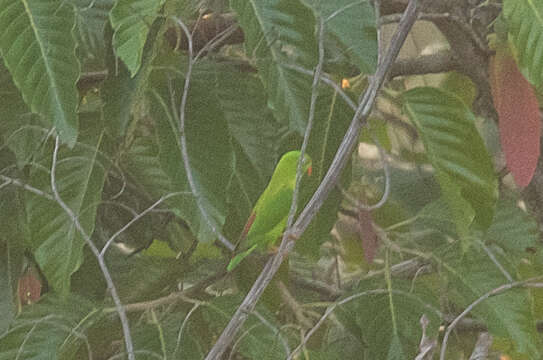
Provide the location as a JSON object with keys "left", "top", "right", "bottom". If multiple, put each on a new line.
{"left": 227, "top": 150, "right": 312, "bottom": 271}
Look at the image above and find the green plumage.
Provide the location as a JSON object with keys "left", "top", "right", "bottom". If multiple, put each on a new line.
{"left": 227, "top": 151, "right": 312, "bottom": 271}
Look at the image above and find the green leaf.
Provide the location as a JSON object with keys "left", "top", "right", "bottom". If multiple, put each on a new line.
{"left": 0, "top": 63, "right": 47, "bottom": 168}
{"left": 0, "top": 188, "right": 26, "bottom": 333}
{"left": 121, "top": 136, "right": 174, "bottom": 197}
{"left": 231, "top": 0, "right": 318, "bottom": 133}
{"left": 74, "top": 0, "right": 114, "bottom": 65}
{"left": 131, "top": 310, "right": 205, "bottom": 360}
{"left": 202, "top": 296, "right": 291, "bottom": 359}
{"left": 336, "top": 279, "right": 441, "bottom": 359}
{"left": 108, "top": 253, "right": 184, "bottom": 303}
{"left": 214, "top": 65, "right": 281, "bottom": 182}
{"left": 25, "top": 120, "right": 107, "bottom": 296}
{"left": 102, "top": 14, "right": 164, "bottom": 138}
{"left": 438, "top": 243, "right": 541, "bottom": 357}
{"left": 309, "top": 0, "right": 377, "bottom": 73}
{"left": 149, "top": 61, "right": 234, "bottom": 243}
{"left": 503, "top": 0, "right": 543, "bottom": 91}
{"left": 203, "top": 63, "right": 282, "bottom": 241}
{"left": 0, "top": 0, "right": 80, "bottom": 145}
{"left": 110, "top": 0, "right": 166, "bottom": 77}
{"left": 402, "top": 87, "right": 498, "bottom": 235}
{"left": 485, "top": 196, "right": 540, "bottom": 255}
{"left": 0, "top": 295, "right": 102, "bottom": 360}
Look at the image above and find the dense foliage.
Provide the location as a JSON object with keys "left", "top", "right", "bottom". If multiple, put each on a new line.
{"left": 0, "top": 0, "right": 542, "bottom": 359}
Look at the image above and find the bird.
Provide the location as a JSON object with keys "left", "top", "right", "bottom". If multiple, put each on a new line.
{"left": 227, "top": 150, "right": 312, "bottom": 271}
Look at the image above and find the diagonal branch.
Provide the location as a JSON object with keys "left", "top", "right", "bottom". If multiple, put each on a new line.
{"left": 50, "top": 136, "right": 135, "bottom": 360}
{"left": 294, "top": 0, "right": 420, "bottom": 238}
{"left": 205, "top": 1, "right": 421, "bottom": 358}
{"left": 440, "top": 276, "right": 543, "bottom": 360}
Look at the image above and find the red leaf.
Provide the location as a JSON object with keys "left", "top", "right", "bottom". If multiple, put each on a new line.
{"left": 490, "top": 47, "right": 541, "bottom": 187}
{"left": 357, "top": 210, "right": 378, "bottom": 263}
{"left": 18, "top": 270, "right": 42, "bottom": 306}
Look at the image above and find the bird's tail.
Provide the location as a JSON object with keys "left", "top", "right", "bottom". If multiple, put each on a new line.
{"left": 227, "top": 244, "right": 258, "bottom": 272}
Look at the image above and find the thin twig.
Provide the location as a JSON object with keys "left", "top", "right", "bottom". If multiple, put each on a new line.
{"left": 0, "top": 175, "right": 54, "bottom": 200}
{"left": 50, "top": 136, "right": 135, "bottom": 360}
{"left": 100, "top": 191, "right": 189, "bottom": 256}
{"left": 204, "top": 16, "right": 326, "bottom": 360}
{"left": 278, "top": 281, "right": 313, "bottom": 329}
{"left": 479, "top": 241, "right": 513, "bottom": 282}
{"left": 106, "top": 270, "right": 227, "bottom": 313}
{"left": 293, "top": 0, "right": 420, "bottom": 236}
{"left": 287, "top": 288, "right": 441, "bottom": 359}
{"left": 228, "top": 310, "right": 290, "bottom": 359}
{"left": 173, "top": 302, "right": 201, "bottom": 358}
{"left": 172, "top": 17, "right": 235, "bottom": 252}
{"left": 380, "top": 12, "right": 450, "bottom": 25}
{"left": 206, "top": 1, "right": 420, "bottom": 357}
{"left": 340, "top": 137, "right": 391, "bottom": 211}
{"left": 440, "top": 277, "right": 543, "bottom": 360}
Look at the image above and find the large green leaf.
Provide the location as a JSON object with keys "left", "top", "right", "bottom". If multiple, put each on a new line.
{"left": 202, "top": 63, "right": 282, "bottom": 240}
{"left": 485, "top": 195, "right": 540, "bottom": 255}
{"left": 110, "top": 0, "right": 166, "bottom": 77}
{"left": 74, "top": 0, "right": 114, "bottom": 65}
{"left": 102, "top": 14, "right": 164, "bottom": 138}
{"left": 335, "top": 278, "right": 441, "bottom": 359}
{"left": 231, "top": 0, "right": 318, "bottom": 133}
{"left": 0, "top": 63, "right": 46, "bottom": 168}
{"left": 402, "top": 87, "right": 498, "bottom": 235}
{"left": 149, "top": 61, "right": 234, "bottom": 243}
{"left": 438, "top": 243, "right": 541, "bottom": 357}
{"left": 0, "top": 0, "right": 80, "bottom": 145}
{"left": 121, "top": 137, "right": 174, "bottom": 199}
{"left": 308, "top": 0, "right": 377, "bottom": 73}
{"left": 25, "top": 119, "right": 107, "bottom": 296}
{"left": 213, "top": 65, "right": 281, "bottom": 182}
{"left": 503, "top": 0, "right": 543, "bottom": 91}
{"left": 0, "top": 295, "right": 102, "bottom": 360}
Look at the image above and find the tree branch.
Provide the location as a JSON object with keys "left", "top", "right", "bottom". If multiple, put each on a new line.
{"left": 205, "top": 1, "right": 421, "bottom": 358}
{"left": 50, "top": 136, "right": 135, "bottom": 360}
{"left": 389, "top": 50, "right": 459, "bottom": 78}
{"left": 172, "top": 17, "right": 235, "bottom": 252}
{"left": 440, "top": 277, "right": 543, "bottom": 360}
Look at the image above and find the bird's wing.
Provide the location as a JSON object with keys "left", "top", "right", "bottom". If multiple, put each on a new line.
{"left": 247, "top": 185, "right": 293, "bottom": 248}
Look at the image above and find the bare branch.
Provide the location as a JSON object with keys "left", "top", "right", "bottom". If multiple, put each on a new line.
{"left": 340, "top": 137, "right": 391, "bottom": 211}
{"left": 206, "top": 1, "right": 421, "bottom": 357}
{"left": 288, "top": 288, "right": 441, "bottom": 359}
{"left": 50, "top": 136, "right": 135, "bottom": 360}
{"left": 204, "top": 16, "right": 326, "bottom": 360}
{"left": 0, "top": 175, "right": 54, "bottom": 200}
{"left": 172, "top": 17, "right": 235, "bottom": 252}
{"left": 440, "top": 277, "right": 543, "bottom": 360}
{"left": 106, "top": 270, "right": 227, "bottom": 313}
{"left": 100, "top": 191, "right": 190, "bottom": 256}
{"left": 389, "top": 50, "right": 459, "bottom": 79}
{"left": 293, "top": 0, "right": 420, "bottom": 236}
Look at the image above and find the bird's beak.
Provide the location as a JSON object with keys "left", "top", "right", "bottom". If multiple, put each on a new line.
{"left": 307, "top": 166, "right": 312, "bottom": 176}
